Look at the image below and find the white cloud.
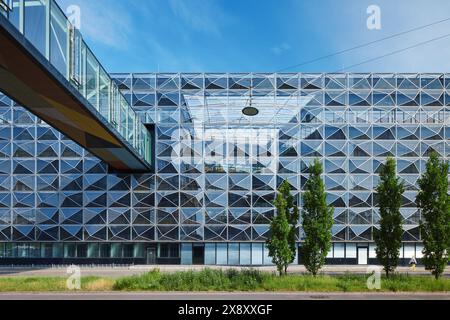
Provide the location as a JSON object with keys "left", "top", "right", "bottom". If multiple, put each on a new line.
{"left": 57, "top": 0, "right": 132, "bottom": 49}
{"left": 168, "top": 0, "right": 227, "bottom": 36}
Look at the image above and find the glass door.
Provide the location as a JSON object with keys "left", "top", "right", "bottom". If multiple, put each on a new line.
{"left": 146, "top": 247, "right": 156, "bottom": 265}
{"left": 357, "top": 247, "right": 368, "bottom": 265}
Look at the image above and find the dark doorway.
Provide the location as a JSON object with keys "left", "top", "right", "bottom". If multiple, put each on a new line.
{"left": 192, "top": 244, "right": 205, "bottom": 265}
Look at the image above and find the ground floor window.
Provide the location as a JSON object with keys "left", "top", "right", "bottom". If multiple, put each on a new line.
{"left": 158, "top": 243, "right": 179, "bottom": 258}
{"left": 0, "top": 242, "right": 146, "bottom": 259}
{"left": 0, "top": 242, "right": 426, "bottom": 264}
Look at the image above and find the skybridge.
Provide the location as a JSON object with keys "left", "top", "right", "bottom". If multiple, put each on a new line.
{"left": 0, "top": 0, "right": 152, "bottom": 172}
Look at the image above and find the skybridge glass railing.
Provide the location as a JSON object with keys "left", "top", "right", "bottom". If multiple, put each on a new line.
{"left": 0, "top": 0, "right": 152, "bottom": 165}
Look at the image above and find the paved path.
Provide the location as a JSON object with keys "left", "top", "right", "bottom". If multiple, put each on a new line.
{"left": 0, "top": 265, "right": 448, "bottom": 278}
{"left": 0, "top": 292, "right": 448, "bottom": 300}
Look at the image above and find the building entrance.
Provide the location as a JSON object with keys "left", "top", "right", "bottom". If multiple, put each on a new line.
{"left": 146, "top": 247, "right": 157, "bottom": 265}
{"left": 192, "top": 244, "right": 205, "bottom": 265}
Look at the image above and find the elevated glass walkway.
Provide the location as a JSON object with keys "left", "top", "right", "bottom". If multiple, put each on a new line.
{"left": 0, "top": 0, "right": 152, "bottom": 172}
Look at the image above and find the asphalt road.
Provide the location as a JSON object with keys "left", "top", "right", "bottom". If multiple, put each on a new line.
{"left": 0, "top": 292, "right": 448, "bottom": 300}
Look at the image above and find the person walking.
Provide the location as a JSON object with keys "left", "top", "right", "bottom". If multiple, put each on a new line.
{"left": 409, "top": 256, "right": 417, "bottom": 271}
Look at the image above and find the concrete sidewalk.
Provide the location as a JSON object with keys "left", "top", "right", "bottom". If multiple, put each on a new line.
{"left": 0, "top": 265, "right": 448, "bottom": 278}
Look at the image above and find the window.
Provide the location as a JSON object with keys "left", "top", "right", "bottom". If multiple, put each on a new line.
{"left": 334, "top": 243, "right": 345, "bottom": 258}
{"left": 5, "top": 243, "right": 15, "bottom": 258}
{"left": 158, "top": 243, "right": 179, "bottom": 258}
{"left": 205, "top": 243, "right": 216, "bottom": 265}
{"left": 41, "top": 243, "right": 53, "bottom": 258}
{"left": 76, "top": 244, "right": 87, "bottom": 258}
{"left": 24, "top": 0, "right": 47, "bottom": 55}
{"left": 99, "top": 243, "right": 110, "bottom": 258}
{"left": 216, "top": 243, "right": 227, "bottom": 265}
{"left": 29, "top": 243, "right": 40, "bottom": 258}
{"left": 228, "top": 243, "right": 239, "bottom": 265}
{"left": 123, "top": 244, "right": 134, "bottom": 258}
{"left": 64, "top": 243, "right": 76, "bottom": 258}
{"left": 251, "top": 243, "right": 263, "bottom": 265}
{"left": 346, "top": 244, "right": 357, "bottom": 258}
{"left": 239, "top": 243, "right": 251, "bottom": 265}
{"left": 16, "top": 243, "right": 28, "bottom": 258}
{"left": 50, "top": 4, "right": 68, "bottom": 77}
{"left": 111, "top": 243, "right": 122, "bottom": 258}
{"left": 7, "top": 0, "right": 20, "bottom": 30}
{"left": 88, "top": 243, "right": 99, "bottom": 258}
{"left": 404, "top": 244, "right": 415, "bottom": 259}
{"left": 52, "top": 243, "right": 62, "bottom": 258}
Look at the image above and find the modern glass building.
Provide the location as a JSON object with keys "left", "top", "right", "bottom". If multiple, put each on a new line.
{"left": 0, "top": 1, "right": 449, "bottom": 266}
{"left": 1, "top": 72, "right": 449, "bottom": 265}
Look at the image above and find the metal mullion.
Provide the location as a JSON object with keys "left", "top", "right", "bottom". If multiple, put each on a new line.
{"left": 45, "top": 0, "right": 50, "bottom": 60}
{"left": 18, "top": 0, "right": 23, "bottom": 33}
{"left": 82, "top": 41, "right": 87, "bottom": 97}
{"left": 96, "top": 61, "right": 100, "bottom": 112}
{"left": 65, "top": 18, "right": 70, "bottom": 79}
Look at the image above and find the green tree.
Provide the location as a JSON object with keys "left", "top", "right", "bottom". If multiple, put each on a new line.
{"left": 302, "top": 159, "right": 334, "bottom": 276}
{"left": 374, "top": 157, "right": 405, "bottom": 278}
{"left": 267, "top": 180, "right": 299, "bottom": 276}
{"left": 416, "top": 152, "right": 450, "bottom": 279}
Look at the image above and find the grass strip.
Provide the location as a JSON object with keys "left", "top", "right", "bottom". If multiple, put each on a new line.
{"left": 0, "top": 269, "right": 448, "bottom": 292}
{"left": 112, "top": 269, "right": 450, "bottom": 293}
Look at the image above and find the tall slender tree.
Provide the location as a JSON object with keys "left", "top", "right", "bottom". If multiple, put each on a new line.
{"left": 267, "top": 180, "right": 298, "bottom": 275}
{"left": 281, "top": 180, "right": 300, "bottom": 271}
{"left": 302, "top": 159, "right": 334, "bottom": 276}
{"left": 416, "top": 152, "right": 450, "bottom": 279}
{"left": 374, "top": 157, "right": 405, "bottom": 278}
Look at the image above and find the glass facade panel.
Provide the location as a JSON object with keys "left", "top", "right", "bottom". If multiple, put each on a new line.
{"left": 64, "top": 243, "right": 76, "bottom": 258}
{"left": 85, "top": 50, "right": 99, "bottom": 110}
{"left": 263, "top": 245, "right": 273, "bottom": 265}
{"left": 404, "top": 244, "right": 415, "bottom": 259}
{"left": 181, "top": 243, "right": 192, "bottom": 265}
{"left": 346, "top": 243, "right": 357, "bottom": 258}
{"left": 24, "top": 0, "right": 47, "bottom": 55}
{"left": 334, "top": 243, "right": 345, "bottom": 258}
{"left": 205, "top": 243, "right": 216, "bottom": 265}
{"left": 17, "top": 243, "right": 28, "bottom": 258}
{"left": 87, "top": 243, "right": 99, "bottom": 258}
{"left": 111, "top": 243, "right": 122, "bottom": 258}
{"left": 216, "top": 243, "right": 227, "bottom": 265}
{"left": 228, "top": 243, "right": 239, "bottom": 265}
{"left": 239, "top": 243, "right": 251, "bottom": 265}
{"left": 8, "top": 0, "right": 20, "bottom": 30}
{"left": 99, "top": 243, "right": 110, "bottom": 258}
{"left": 133, "top": 243, "right": 144, "bottom": 258}
{"left": 369, "top": 244, "right": 377, "bottom": 258}
{"left": 415, "top": 244, "right": 424, "bottom": 259}
{"left": 251, "top": 243, "right": 263, "bottom": 265}
{"left": 99, "top": 69, "right": 110, "bottom": 120}
{"left": 49, "top": 4, "right": 68, "bottom": 77}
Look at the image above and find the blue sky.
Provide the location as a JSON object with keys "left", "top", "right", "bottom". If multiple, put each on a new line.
{"left": 56, "top": 0, "right": 450, "bottom": 73}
